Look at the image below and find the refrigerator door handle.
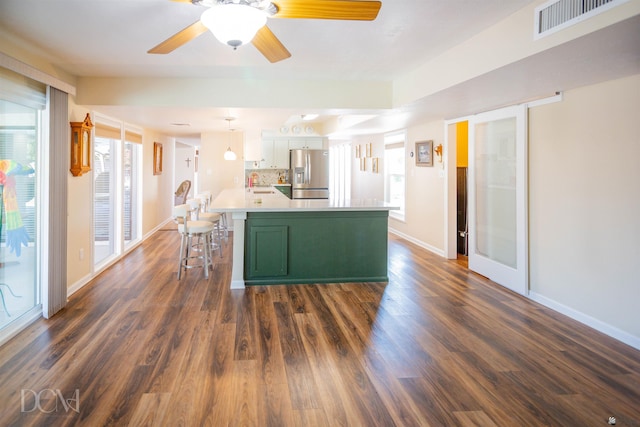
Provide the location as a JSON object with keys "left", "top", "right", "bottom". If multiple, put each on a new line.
{"left": 306, "top": 151, "right": 311, "bottom": 184}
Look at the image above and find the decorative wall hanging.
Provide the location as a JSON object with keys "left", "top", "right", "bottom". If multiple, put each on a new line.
{"left": 434, "top": 144, "right": 443, "bottom": 163}
{"left": 415, "top": 140, "right": 433, "bottom": 167}
{"left": 69, "top": 113, "right": 93, "bottom": 177}
{"left": 153, "top": 142, "right": 163, "bottom": 175}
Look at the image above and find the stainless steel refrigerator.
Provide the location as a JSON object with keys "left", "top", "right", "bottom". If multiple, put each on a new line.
{"left": 289, "top": 149, "right": 330, "bottom": 199}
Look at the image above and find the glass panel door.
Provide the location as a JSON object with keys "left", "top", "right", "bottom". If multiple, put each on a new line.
{"left": 468, "top": 105, "right": 528, "bottom": 295}
{"left": 0, "top": 100, "right": 39, "bottom": 327}
{"left": 123, "top": 141, "right": 141, "bottom": 247}
{"left": 94, "top": 136, "right": 115, "bottom": 265}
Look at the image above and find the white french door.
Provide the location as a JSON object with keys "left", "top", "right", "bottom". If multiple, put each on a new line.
{"left": 468, "top": 105, "right": 528, "bottom": 295}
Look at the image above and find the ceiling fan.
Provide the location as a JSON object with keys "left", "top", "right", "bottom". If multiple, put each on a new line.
{"left": 148, "top": 0, "right": 382, "bottom": 63}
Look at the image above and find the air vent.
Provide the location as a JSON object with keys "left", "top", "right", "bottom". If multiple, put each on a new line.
{"left": 534, "top": 0, "right": 627, "bottom": 38}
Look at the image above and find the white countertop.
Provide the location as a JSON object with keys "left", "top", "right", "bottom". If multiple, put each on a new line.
{"left": 211, "top": 188, "right": 398, "bottom": 213}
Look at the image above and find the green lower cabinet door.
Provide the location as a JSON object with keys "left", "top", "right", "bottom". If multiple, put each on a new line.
{"left": 247, "top": 225, "right": 288, "bottom": 277}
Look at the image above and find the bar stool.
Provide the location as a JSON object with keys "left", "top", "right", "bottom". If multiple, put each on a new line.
{"left": 194, "top": 195, "right": 223, "bottom": 257}
{"left": 202, "top": 190, "right": 229, "bottom": 241}
{"left": 173, "top": 204, "right": 216, "bottom": 280}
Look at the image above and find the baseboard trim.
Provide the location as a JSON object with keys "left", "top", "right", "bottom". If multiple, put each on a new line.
{"left": 0, "top": 306, "right": 43, "bottom": 347}
{"left": 68, "top": 218, "right": 173, "bottom": 297}
{"left": 529, "top": 291, "right": 640, "bottom": 351}
{"left": 388, "top": 228, "right": 445, "bottom": 257}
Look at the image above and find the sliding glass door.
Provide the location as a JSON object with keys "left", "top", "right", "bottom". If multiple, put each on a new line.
{"left": 0, "top": 99, "right": 40, "bottom": 328}
{"left": 123, "top": 131, "right": 142, "bottom": 248}
{"left": 93, "top": 132, "right": 116, "bottom": 266}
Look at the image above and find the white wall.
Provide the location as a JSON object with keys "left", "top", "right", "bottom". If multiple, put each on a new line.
{"left": 528, "top": 74, "right": 640, "bottom": 343}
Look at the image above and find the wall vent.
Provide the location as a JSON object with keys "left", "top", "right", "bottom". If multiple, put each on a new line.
{"left": 534, "top": 0, "right": 627, "bottom": 39}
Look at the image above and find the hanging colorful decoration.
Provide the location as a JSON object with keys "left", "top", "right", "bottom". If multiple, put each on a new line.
{"left": 0, "top": 160, "right": 35, "bottom": 257}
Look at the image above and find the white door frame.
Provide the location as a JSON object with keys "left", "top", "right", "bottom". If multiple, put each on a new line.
{"left": 444, "top": 116, "right": 473, "bottom": 260}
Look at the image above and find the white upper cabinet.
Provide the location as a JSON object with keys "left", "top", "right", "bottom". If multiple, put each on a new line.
{"left": 259, "top": 137, "right": 326, "bottom": 169}
{"left": 261, "top": 139, "right": 289, "bottom": 169}
{"left": 288, "top": 138, "right": 323, "bottom": 150}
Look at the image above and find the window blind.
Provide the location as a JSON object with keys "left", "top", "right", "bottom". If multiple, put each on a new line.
{"left": 124, "top": 130, "right": 142, "bottom": 144}
{"left": 0, "top": 66, "right": 46, "bottom": 110}
{"left": 95, "top": 122, "right": 121, "bottom": 140}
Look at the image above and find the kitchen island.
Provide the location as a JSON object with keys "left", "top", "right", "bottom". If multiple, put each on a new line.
{"left": 211, "top": 188, "right": 398, "bottom": 288}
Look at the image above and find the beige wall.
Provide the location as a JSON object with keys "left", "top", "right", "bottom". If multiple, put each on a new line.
{"left": 174, "top": 143, "right": 196, "bottom": 198}
{"left": 354, "top": 122, "right": 446, "bottom": 254}
{"left": 66, "top": 101, "right": 177, "bottom": 290}
{"left": 66, "top": 100, "right": 93, "bottom": 286}
{"left": 528, "top": 74, "right": 640, "bottom": 339}
{"left": 401, "top": 121, "right": 446, "bottom": 252}
{"left": 198, "top": 130, "right": 245, "bottom": 199}
{"left": 351, "top": 135, "right": 384, "bottom": 201}
{"left": 142, "top": 130, "right": 175, "bottom": 237}
{"left": 350, "top": 75, "right": 639, "bottom": 345}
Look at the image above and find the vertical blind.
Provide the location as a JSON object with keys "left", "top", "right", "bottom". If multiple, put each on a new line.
{"left": 47, "top": 87, "right": 69, "bottom": 317}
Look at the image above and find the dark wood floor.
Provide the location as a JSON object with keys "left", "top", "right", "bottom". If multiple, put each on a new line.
{"left": 0, "top": 227, "right": 639, "bottom": 426}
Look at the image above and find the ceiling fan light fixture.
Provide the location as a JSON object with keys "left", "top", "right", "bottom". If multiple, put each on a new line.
{"left": 201, "top": 4, "right": 267, "bottom": 49}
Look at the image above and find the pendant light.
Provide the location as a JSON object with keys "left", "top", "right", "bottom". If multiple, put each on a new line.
{"left": 224, "top": 117, "right": 237, "bottom": 161}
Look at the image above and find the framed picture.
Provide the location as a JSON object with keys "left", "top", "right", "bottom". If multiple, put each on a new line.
{"left": 415, "top": 140, "right": 433, "bottom": 167}
{"left": 355, "top": 144, "right": 361, "bottom": 158}
{"left": 366, "top": 142, "right": 372, "bottom": 158}
{"left": 372, "top": 157, "right": 379, "bottom": 173}
{"left": 153, "top": 142, "right": 163, "bottom": 175}
{"left": 360, "top": 157, "right": 366, "bottom": 171}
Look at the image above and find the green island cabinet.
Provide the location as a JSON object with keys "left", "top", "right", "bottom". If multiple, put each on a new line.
{"left": 273, "top": 185, "right": 291, "bottom": 198}
{"left": 244, "top": 210, "right": 389, "bottom": 285}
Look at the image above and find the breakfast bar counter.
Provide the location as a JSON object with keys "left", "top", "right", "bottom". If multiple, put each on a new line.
{"left": 211, "top": 188, "right": 397, "bottom": 288}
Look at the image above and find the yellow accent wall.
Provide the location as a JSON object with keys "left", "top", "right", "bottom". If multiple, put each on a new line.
{"left": 456, "top": 121, "right": 468, "bottom": 167}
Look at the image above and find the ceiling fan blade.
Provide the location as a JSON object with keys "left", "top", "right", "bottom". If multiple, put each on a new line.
{"left": 252, "top": 25, "right": 291, "bottom": 63}
{"left": 148, "top": 20, "right": 208, "bottom": 54}
{"left": 273, "top": 0, "right": 381, "bottom": 21}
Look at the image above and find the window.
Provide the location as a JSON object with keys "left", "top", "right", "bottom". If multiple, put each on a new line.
{"left": 329, "top": 142, "right": 351, "bottom": 201}
{"left": 384, "top": 132, "right": 406, "bottom": 221}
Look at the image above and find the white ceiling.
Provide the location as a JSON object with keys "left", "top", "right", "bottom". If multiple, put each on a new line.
{"left": 1, "top": 0, "right": 638, "bottom": 143}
